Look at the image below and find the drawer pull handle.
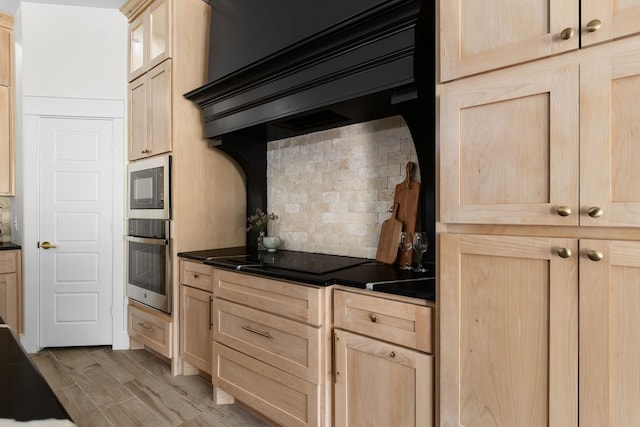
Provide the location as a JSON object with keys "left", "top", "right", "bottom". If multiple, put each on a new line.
{"left": 369, "top": 313, "right": 377, "bottom": 323}
{"left": 193, "top": 273, "right": 199, "bottom": 278}
{"left": 242, "top": 325, "right": 272, "bottom": 339}
{"left": 138, "top": 322, "right": 153, "bottom": 332}
{"left": 390, "top": 351, "right": 396, "bottom": 358}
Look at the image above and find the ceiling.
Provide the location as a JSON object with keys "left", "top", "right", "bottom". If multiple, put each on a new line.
{"left": 0, "top": 0, "right": 127, "bottom": 16}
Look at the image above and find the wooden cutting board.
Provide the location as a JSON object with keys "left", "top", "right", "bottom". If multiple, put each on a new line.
{"left": 376, "top": 203, "right": 403, "bottom": 264}
{"left": 394, "top": 162, "right": 421, "bottom": 264}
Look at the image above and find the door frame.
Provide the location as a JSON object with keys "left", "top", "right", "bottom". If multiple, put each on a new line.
{"left": 22, "top": 96, "right": 126, "bottom": 353}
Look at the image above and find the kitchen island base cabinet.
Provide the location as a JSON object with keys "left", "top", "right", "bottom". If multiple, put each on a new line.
{"left": 333, "top": 329, "right": 433, "bottom": 427}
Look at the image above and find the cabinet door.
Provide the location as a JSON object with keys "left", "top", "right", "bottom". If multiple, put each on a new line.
{"left": 0, "top": 272, "right": 18, "bottom": 331}
{"left": 127, "top": 14, "right": 146, "bottom": 82}
{"left": 128, "top": 75, "right": 149, "bottom": 161}
{"left": 580, "top": 239, "right": 640, "bottom": 427}
{"left": 147, "top": 0, "right": 171, "bottom": 71}
{"left": 148, "top": 59, "right": 172, "bottom": 157}
{"left": 439, "top": 0, "right": 578, "bottom": 82}
{"left": 180, "top": 285, "right": 212, "bottom": 374}
{"left": 440, "top": 63, "right": 579, "bottom": 225}
{"left": 581, "top": 0, "right": 640, "bottom": 47}
{"left": 127, "top": 60, "right": 172, "bottom": 161}
{"left": 580, "top": 42, "right": 640, "bottom": 227}
{"left": 333, "top": 329, "right": 433, "bottom": 427}
{"left": 439, "top": 233, "right": 578, "bottom": 427}
{"left": 127, "top": 0, "right": 171, "bottom": 82}
{"left": 0, "top": 26, "right": 10, "bottom": 86}
{"left": 0, "top": 84, "right": 12, "bottom": 195}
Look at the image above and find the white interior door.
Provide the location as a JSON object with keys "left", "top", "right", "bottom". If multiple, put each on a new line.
{"left": 38, "top": 117, "right": 114, "bottom": 347}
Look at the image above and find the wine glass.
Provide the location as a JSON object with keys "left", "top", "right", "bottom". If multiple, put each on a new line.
{"left": 412, "top": 232, "right": 429, "bottom": 272}
{"left": 398, "top": 231, "right": 414, "bottom": 270}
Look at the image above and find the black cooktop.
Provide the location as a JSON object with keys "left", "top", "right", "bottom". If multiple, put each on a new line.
{"left": 224, "top": 250, "right": 370, "bottom": 275}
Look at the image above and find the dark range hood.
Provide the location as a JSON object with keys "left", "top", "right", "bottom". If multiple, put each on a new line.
{"left": 186, "top": 0, "right": 434, "bottom": 263}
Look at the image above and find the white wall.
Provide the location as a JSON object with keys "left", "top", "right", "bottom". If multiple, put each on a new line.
{"left": 15, "top": 3, "right": 127, "bottom": 352}
{"left": 21, "top": 3, "right": 126, "bottom": 98}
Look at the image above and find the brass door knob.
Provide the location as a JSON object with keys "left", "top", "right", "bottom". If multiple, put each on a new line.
{"left": 587, "top": 207, "right": 603, "bottom": 218}
{"left": 586, "top": 19, "right": 602, "bottom": 32}
{"left": 560, "top": 27, "right": 576, "bottom": 40}
{"left": 587, "top": 250, "right": 604, "bottom": 262}
{"left": 557, "top": 206, "right": 572, "bottom": 217}
{"left": 369, "top": 313, "right": 377, "bottom": 323}
{"left": 39, "top": 241, "right": 57, "bottom": 250}
{"left": 558, "top": 247, "right": 572, "bottom": 258}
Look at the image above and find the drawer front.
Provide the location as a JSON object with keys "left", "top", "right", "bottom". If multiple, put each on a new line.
{"left": 214, "top": 269, "right": 323, "bottom": 326}
{"left": 128, "top": 303, "right": 172, "bottom": 358}
{"left": 213, "top": 342, "right": 320, "bottom": 427}
{"left": 180, "top": 260, "right": 214, "bottom": 292}
{"left": 334, "top": 290, "right": 433, "bottom": 353}
{"left": 214, "top": 298, "right": 321, "bottom": 383}
{"left": 0, "top": 251, "right": 17, "bottom": 274}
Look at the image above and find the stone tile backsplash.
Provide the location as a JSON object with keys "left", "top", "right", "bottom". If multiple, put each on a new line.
{"left": 267, "top": 115, "right": 420, "bottom": 259}
{"left": 0, "top": 197, "right": 11, "bottom": 242}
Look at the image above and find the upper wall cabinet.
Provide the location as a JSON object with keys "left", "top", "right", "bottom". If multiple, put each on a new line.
{"left": 127, "top": 0, "right": 171, "bottom": 82}
{"left": 0, "top": 13, "right": 14, "bottom": 196}
{"left": 440, "top": 38, "right": 640, "bottom": 227}
{"left": 439, "top": 0, "right": 640, "bottom": 82}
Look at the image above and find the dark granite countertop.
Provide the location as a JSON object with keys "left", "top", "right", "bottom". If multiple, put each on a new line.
{"left": 0, "top": 322, "right": 71, "bottom": 422}
{"left": 0, "top": 242, "right": 21, "bottom": 250}
{"left": 178, "top": 247, "right": 435, "bottom": 301}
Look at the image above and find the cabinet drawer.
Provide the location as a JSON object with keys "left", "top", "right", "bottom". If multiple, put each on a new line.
{"left": 0, "top": 251, "right": 16, "bottom": 274}
{"left": 334, "top": 290, "right": 432, "bottom": 353}
{"left": 214, "top": 298, "right": 321, "bottom": 384}
{"left": 213, "top": 342, "right": 320, "bottom": 427}
{"left": 128, "top": 302, "right": 172, "bottom": 358}
{"left": 180, "top": 260, "right": 214, "bottom": 292}
{"left": 214, "top": 269, "right": 323, "bottom": 326}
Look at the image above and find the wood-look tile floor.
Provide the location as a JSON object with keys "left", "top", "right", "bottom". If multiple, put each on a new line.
{"left": 30, "top": 346, "right": 270, "bottom": 427}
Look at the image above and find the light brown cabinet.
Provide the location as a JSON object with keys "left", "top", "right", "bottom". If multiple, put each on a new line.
{"left": 126, "top": 0, "right": 170, "bottom": 82}
{"left": 439, "top": 0, "right": 640, "bottom": 82}
{"left": 0, "top": 249, "right": 21, "bottom": 333}
{"left": 122, "top": 0, "right": 247, "bottom": 375}
{"left": 0, "top": 13, "right": 13, "bottom": 196}
{"left": 440, "top": 38, "right": 640, "bottom": 228}
{"left": 440, "top": 234, "right": 640, "bottom": 427}
{"left": 128, "top": 59, "right": 171, "bottom": 160}
{"left": 579, "top": 239, "right": 640, "bottom": 427}
{"left": 212, "top": 269, "right": 325, "bottom": 427}
{"left": 333, "top": 290, "right": 434, "bottom": 427}
{"left": 438, "top": 19, "right": 640, "bottom": 425}
{"left": 439, "top": 234, "right": 578, "bottom": 427}
{"left": 179, "top": 260, "right": 213, "bottom": 375}
{"left": 128, "top": 300, "right": 173, "bottom": 358}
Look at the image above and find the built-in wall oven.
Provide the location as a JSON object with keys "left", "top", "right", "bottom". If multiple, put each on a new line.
{"left": 126, "top": 218, "right": 172, "bottom": 313}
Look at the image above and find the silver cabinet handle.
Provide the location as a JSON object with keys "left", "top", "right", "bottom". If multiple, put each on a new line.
{"left": 242, "top": 325, "right": 272, "bottom": 339}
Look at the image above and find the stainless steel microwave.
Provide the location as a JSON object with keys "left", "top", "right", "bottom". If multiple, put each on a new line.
{"left": 127, "top": 154, "right": 171, "bottom": 219}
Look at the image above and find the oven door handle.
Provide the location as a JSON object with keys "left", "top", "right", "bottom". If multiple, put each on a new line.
{"left": 125, "top": 236, "right": 169, "bottom": 245}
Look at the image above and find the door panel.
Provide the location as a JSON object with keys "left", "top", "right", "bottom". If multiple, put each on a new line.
{"left": 580, "top": 240, "right": 640, "bottom": 427}
{"left": 580, "top": 46, "right": 640, "bottom": 226}
{"left": 39, "top": 117, "right": 113, "bottom": 347}
{"left": 439, "top": 233, "right": 578, "bottom": 427}
{"left": 440, "top": 64, "right": 579, "bottom": 225}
